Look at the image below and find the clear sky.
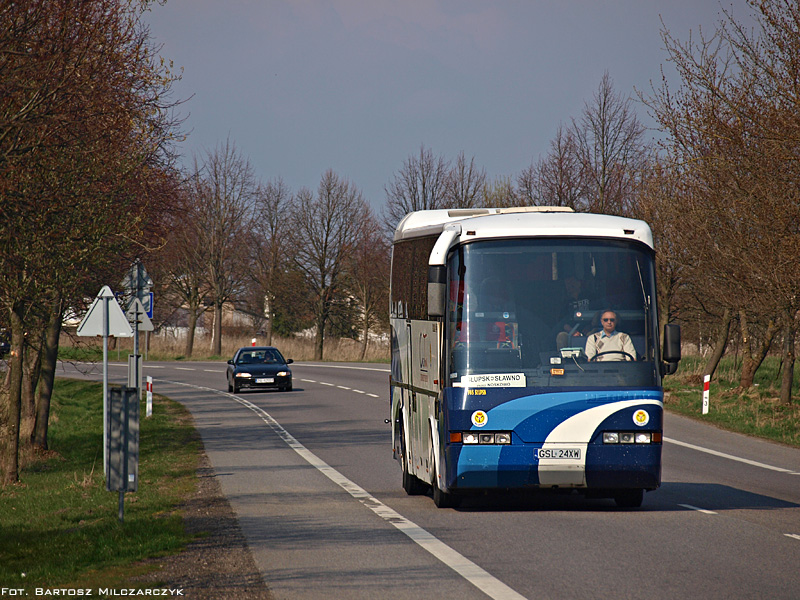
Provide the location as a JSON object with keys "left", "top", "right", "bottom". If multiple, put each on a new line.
{"left": 144, "top": 1, "right": 751, "bottom": 211}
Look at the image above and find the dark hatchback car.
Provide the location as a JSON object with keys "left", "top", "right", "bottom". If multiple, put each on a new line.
{"left": 226, "top": 346, "right": 293, "bottom": 393}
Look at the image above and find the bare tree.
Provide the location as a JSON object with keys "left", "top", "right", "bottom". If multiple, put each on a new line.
{"left": 189, "top": 140, "right": 255, "bottom": 356}
{"left": 646, "top": 0, "right": 800, "bottom": 401}
{"left": 519, "top": 125, "right": 585, "bottom": 209}
{"left": 160, "top": 181, "right": 213, "bottom": 357}
{"left": 251, "top": 178, "right": 292, "bottom": 344}
{"left": 480, "top": 176, "right": 518, "bottom": 208}
{"left": 384, "top": 144, "right": 450, "bottom": 231}
{"left": 573, "top": 72, "right": 647, "bottom": 215}
{"left": 444, "top": 152, "right": 487, "bottom": 208}
{"left": 346, "top": 207, "right": 390, "bottom": 360}
{"left": 291, "top": 170, "right": 368, "bottom": 360}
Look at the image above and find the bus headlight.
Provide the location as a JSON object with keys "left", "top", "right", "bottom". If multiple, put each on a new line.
{"left": 460, "top": 432, "right": 511, "bottom": 445}
{"left": 603, "top": 432, "right": 656, "bottom": 444}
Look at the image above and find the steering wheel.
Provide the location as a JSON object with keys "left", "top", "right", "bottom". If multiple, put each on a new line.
{"left": 589, "top": 350, "right": 636, "bottom": 362}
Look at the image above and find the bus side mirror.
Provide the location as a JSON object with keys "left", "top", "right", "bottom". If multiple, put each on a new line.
{"left": 428, "top": 265, "right": 446, "bottom": 317}
{"left": 661, "top": 323, "right": 681, "bottom": 375}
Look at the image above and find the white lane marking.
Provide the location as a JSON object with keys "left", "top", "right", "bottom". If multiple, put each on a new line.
{"left": 300, "top": 379, "right": 317, "bottom": 383}
{"left": 162, "top": 379, "right": 526, "bottom": 600}
{"left": 319, "top": 381, "right": 334, "bottom": 387}
{"left": 678, "top": 504, "right": 718, "bottom": 515}
{"left": 204, "top": 369, "right": 223, "bottom": 373}
{"left": 665, "top": 437, "right": 799, "bottom": 475}
{"left": 175, "top": 367, "right": 195, "bottom": 371}
{"left": 338, "top": 386, "right": 352, "bottom": 390}
{"left": 367, "top": 393, "right": 380, "bottom": 398}
{"left": 292, "top": 363, "right": 390, "bottom": 373}
{"left": 785, "top": 534, "right": 800, "bottom": 541}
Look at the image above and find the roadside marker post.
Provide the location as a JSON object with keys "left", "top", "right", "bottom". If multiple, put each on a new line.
{"left": 146, "top": 376, "right": 153, "bottom": 418}
{"left": 702, "top": 374, "right": 710, "bottom": 415}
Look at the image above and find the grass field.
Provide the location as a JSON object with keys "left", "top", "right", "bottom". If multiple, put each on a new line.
{"left": 664, "top": 355, "right": 800, "bottom": 447}
{"left": 0, "top": 379, "right": 199, "bottom": 591}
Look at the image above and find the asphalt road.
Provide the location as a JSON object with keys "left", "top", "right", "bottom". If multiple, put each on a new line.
{"left": 61, "top": 359, "right": 800, "bottom": 600}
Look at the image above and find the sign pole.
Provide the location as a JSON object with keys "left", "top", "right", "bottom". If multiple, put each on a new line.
{"left": 103, "top": 295, "right": 109, "bottom": 475}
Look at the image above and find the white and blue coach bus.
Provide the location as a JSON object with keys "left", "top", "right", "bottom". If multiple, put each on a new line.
{"left": 389, "top": 207, "right": 681, "bottom": 508}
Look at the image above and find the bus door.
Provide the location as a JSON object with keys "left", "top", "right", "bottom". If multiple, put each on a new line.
{"left": 404, "top": 321, "right": 419, "bottom": 476}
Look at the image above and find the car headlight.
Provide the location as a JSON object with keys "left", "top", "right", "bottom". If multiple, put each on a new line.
{"left": 235, "top": 372, "right": 252, "bottom": 378}
{"left": 276, "top": 371, "right": 290, "bottom": 377}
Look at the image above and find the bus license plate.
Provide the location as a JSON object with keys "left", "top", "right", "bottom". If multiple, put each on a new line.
{"left": 536, "top": 448, "right": 581, "bottom": 460}
{"left": 256, "top": 378, "right": 274, "bottom": 384}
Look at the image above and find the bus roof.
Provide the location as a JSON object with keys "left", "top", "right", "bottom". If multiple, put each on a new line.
{"left": 393, "top": 207, "right": 654, "bottom": 250}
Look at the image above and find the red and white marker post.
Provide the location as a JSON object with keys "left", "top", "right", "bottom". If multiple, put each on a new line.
{"left": 702, "top": 374, "right": 710, "bottom": 415}
{"left": 146, "top": 376, "right": 153, "bottom": 417}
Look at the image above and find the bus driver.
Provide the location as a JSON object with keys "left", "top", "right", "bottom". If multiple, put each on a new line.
{"left": 585, "top": 310, "right": 636, "bottom": 362}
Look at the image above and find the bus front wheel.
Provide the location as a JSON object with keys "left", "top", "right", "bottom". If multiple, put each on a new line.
{"left": 614, "top": 488, "right": 644, "bottom": 508}
{"left": 432, "top": 464, "right": 460, "bottom": 508}
{"left": 400, "top": 422, "right": 427, "bottom": 495}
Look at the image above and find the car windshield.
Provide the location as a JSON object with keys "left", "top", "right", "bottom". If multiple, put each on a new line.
{"left": 446, "top": 238, "right": 661, "bottom": 389}
{"left": 237, "top": 349, "right": 284, "bottom": 364}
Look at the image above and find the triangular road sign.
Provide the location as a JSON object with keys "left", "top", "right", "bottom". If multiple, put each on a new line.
{"left": 125, "top": 297, "right": 154, "bottom": 331}
{"left": 77, "top": 286, "right": 133, "bottom": 337}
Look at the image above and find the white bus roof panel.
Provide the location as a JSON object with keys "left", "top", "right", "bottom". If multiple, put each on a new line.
{"left": 394, "top": 208, "right": 654, "bottom": 250}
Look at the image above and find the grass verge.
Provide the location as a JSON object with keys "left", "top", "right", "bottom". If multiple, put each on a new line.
{"left": 664, "top": 355, "right": 800, "bottom": 447}
{"left": 0, "top": 379, "right": 199, "bottom": 591}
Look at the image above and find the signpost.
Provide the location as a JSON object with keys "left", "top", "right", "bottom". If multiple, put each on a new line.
{"left": 77, "top": 286, "right": 133, "bottom": 477}
{"left": 121, "top": 261, "right": 153, "bottom": 403}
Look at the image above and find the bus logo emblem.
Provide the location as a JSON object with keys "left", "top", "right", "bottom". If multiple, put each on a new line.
{"left": 471, "top": 410, "right": 488, "bottom": 427}
{"left": 633, "top": 409, "right": 650, "bottom": 426}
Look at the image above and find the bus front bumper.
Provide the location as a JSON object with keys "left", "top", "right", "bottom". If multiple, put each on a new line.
{"left": 444, "top": 443, "right": 661, "bottom": 491}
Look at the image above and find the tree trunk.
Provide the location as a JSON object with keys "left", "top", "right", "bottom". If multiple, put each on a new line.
{"left": 359, "top": 317, "right": 369, "bottom": 361}
{"left": 780, "top": 317, "right": 796, "bottom": 405}
{"left": 739, "top": 310, "right": 779, "bottom": 389}
{"left": 703, "top": 308, "right": 732, "bottom": 380}
{"left": 265, "top": 293, "right": 274, "bottom": 346}
{"left": 314, "top": 321, "right": 325, "bottom": 361}
{"left": 19, "top": 339, "right": 42, "bottom": 449}
{"left": 212, "top": 301, "right": 223, "bottom": 356}
{"left": 33, "top": 295, "right": 63, "bottom": 450}
{"left": 1, "top": 304, "right": 25, "bottom": 485}
{"left": 185, "top": 309, "right": 198, "bottom": 357}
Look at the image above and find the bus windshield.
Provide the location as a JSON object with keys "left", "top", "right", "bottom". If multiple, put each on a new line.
{"left": 446, "top": 238, "right": 660, "bottom": 389}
